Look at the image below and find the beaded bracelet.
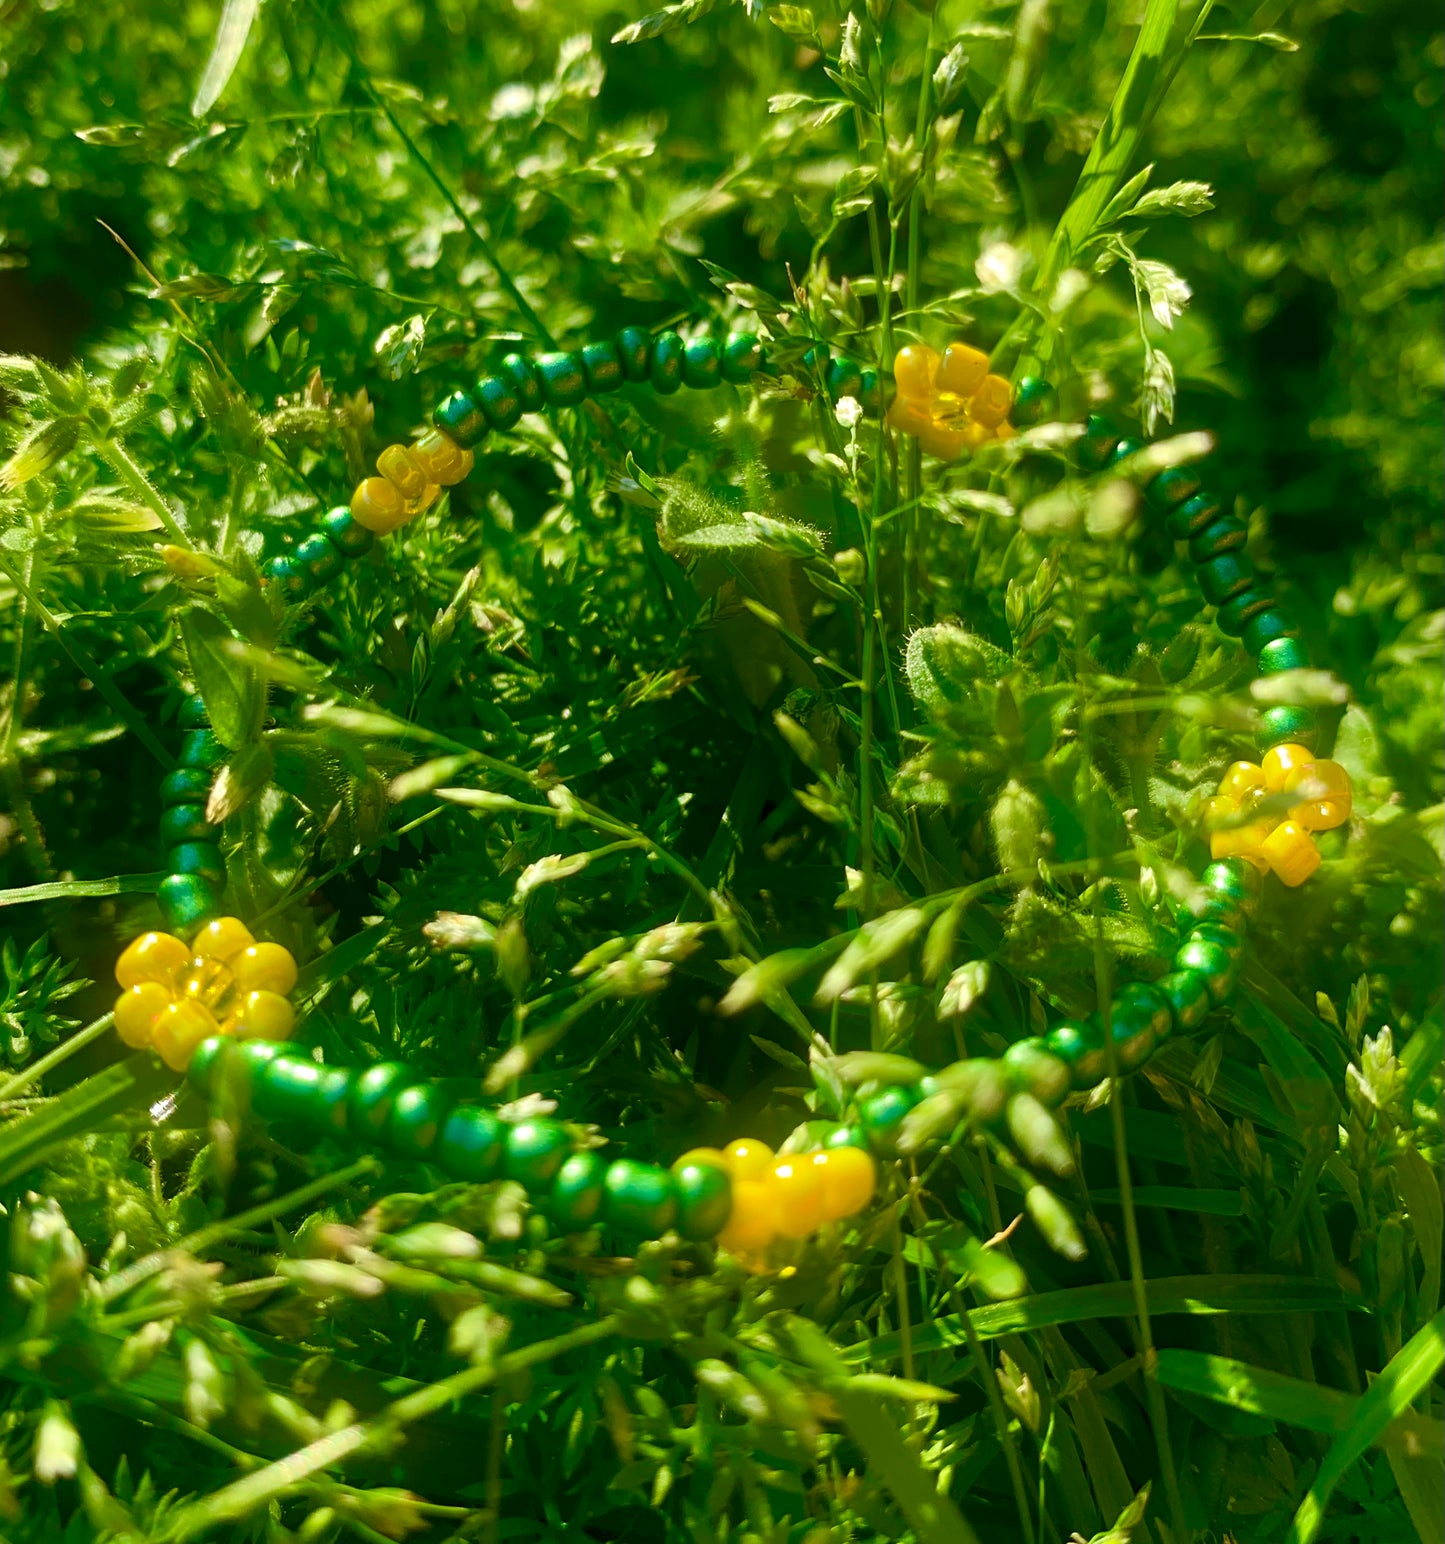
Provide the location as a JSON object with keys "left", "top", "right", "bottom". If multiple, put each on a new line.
{"left": 106, "top": 319, "right": 1352, "bottom": 1265}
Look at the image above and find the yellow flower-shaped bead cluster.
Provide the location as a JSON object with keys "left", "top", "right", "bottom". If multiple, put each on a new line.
{"left": 1204, "top": 742, "right": 1353, "bottom": 887}
{"left": 681, "top": 1138, "right": 878, "bottom": 1259}
{"left": 114, "top": 917, "right": 298, "bottom": 1071}
{"left": 886, "top": 341, "right": 1015, "bottom": 461}
{"left": 351, "top": 428, "right": 475, "bottom": 536}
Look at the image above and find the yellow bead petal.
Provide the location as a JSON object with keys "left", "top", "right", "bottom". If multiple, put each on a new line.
{"left": 936, "top": 342, "right": 988, "bottom": 397}
{"left": 115, "top": 931, "right": 191, "bottom": 990}
{"left": 1259, "top": 820, "right": 1321, "bottom": 887}
{"left": 1210, "top": 817, "right": 1272, "bottom": 871}
{"left": 1260, "top": 742, "right": 1315, "bottom": 793}
{"left": 225, "top": 990, "right": 296, "bottom": 1041}
{"left": 886, "top": 398, "right": 935, "bottom": 440}
{"left": 412, "top": 429, "right": 474, "bottom": 487}
{"left": 968, "top": 374, "right": 1014, "bottom": 429}
{"left": 231, "top": 942, "right": 299, "bottom": 997}
{"left": 114, "top": 982, "right": 172, "bottom": 1048}
{"left": 351, "top": 476, "right": 409, "bottom": 534}
{"left": 722, "top": 1138, "right": 774, "bottom": 1181}
{"left": 914, "top": 423, "right": 966, "bottom": 461}
{"left": 994, "top": 421, "right": 1016, "bottom": 441}
{"left": 1292, "top": 798, "right": 1349, "bottom": 832}
{"left": 377, "top": 443, "right": 430, "bottom": 501}
{"left": 813, "top": 1147, "right": 877, "bottom": 1221}
{"left": 1217, "top": 760, "right": 1267, "bottom": 803}
{"left": 1289, "top": 759, "right": 1352, "bottom": 828}
{"left": 1202, "top": 794, "right": 1241, "bottom": 829}
{"left": 152, "top": 999, "right": 220, "bottom": 1071}
{"left": 672, "top": 1147, "right": 729, "bottom": 1173}
{"left": 893, "top": 344, "right": 939, "bottom": 404}
{"left": 770, "top": 1157, "right": 828, "bottom": 1239}
{"left": 716, "top": 1177, "right": 779, "bottom": 1253}
{"left": 191, "top": 916, "right": 255, "bottom": 963}
{"left": 959, "top": 421, "right": 992, "bottom": 449}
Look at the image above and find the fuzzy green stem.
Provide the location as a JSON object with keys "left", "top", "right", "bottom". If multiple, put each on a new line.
{"left": 97, "top": 436, "right": 195, "bottom": 549}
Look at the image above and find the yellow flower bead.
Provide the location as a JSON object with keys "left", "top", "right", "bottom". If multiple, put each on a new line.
{"left": 893, "top": 344, "right": 939, "bottom": 404}
{"left": 114, "top": 982, "right": 171, "bottom": 1048}
{"left": 770, "top": 1157, "right": 827, "bottom": 1239}
{"left": 411, "top": 429, "right": 474, "bottom": 487}
{"left": 914, "top": 422, "right": 966, "bottom": 461}
{"left": 231, "top": 942, "right": 299, "bottom": 997}
{"left": 152, "top": 999, "right": 220, "bottom": 1071}
{"left": 1206, "top": 799, "right": 1272, "bottom": 870}
{"left": 192, "top": 916, "right": 255, "bottom": 964}
{"left": 1261, "top": 742, "right": 1315, "bottom": 793}
{"left": 968, "top": 374, "right": 1014, "bottom": 429}
{"left": 182, "top": 956, "right": 236, "bottom": 1010}
{"left": 223, "top": 989, "right": 296, "bottom": 1041}
{"left": 936, "top": 342, "right": 988, "bottom": 397}
{"left": 813, "top": 1147, "right": 877, "bottom": 1221}
{"left": 887, "top": 398, "right": 935, "bottom": 440}
{"left": 1259, "top": 819, "right": 1321, "bottom": 887}
{"left": 673, "top": 1146, "right": 729, "bottom": 1172}
{"left": 351, "top": 476, "right": 410, "bottom": 535}
{"left": 722, "top": 1138, "right": 775, "bottom": 1181}
{"left": 115, "top": 930, "right": 192, "bottom": 991}
{"left": 1289, "top": 759, "right": 1352, "bottom": 831}
{"left": 1218, "top": 760, "right": 1267, "bottom": 804}
{"left": 377, "top": 444, "right": 431, "bottom": 502}
{"left": 717, "top": 1177, "right": 779, "bottom": 1253}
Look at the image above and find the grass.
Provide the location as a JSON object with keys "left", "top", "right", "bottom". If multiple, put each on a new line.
{"left": 0, "top": 1, "right": 1441, "bottom": 1541}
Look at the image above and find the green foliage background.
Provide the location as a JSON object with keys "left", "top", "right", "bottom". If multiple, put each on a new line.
{"left": 0, "top": 2, "right": 1440, "bottom": 1541}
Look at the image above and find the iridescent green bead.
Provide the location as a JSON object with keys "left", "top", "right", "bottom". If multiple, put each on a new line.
{"left": 295, "top": 532, "right": 344, "bottom": 585}
{"left": 1189, "top": 889, "right": 1246, "bottom": 935}
{"left": 1216, "top": 589, "right": 1274, "bottom": 637}
{"left": 236, "top": 1038, "right": 285, "bottom": 1081}
{"left": 672, "top": 1157, "right": 732, "bottom": 1241}
{"left": 503, "top": 1119, "right": 571, "bottom": 1190}
{"left": 858, "top": 1084, "right": 920, "bottom": 1155}
{"left": 801, "top": 345, "right": 829, "bottom": 375}
{"left": 825, "top": 356, "right": 864, "bottom": 402}
{"left": 348, "top": 1063, "right": 411, "bottom": 1141}
{"left": 1165, "top": 490, "right": 1224, "bottom": 539}
{"left": 1201, "top": 857, "right": 1263, "bottom": 919}
{"left": 167, "top": 841, "right": 224, "bottom": 888}
{"left": 253, "top": 1056, "right": 326, "bottom": 1125}
{"left": 1191, "top": 920, "right": 1245, "bottom": 964}
{"left": 475, "top": 374, "right": 523, "bottom": 431}
{"left": 1197, "top": 552, "right": 1256, "bottom": 606}
{"left": 265, "top": 555, "right": 310, "bottom": 599}
{"left": 160, "top": 766, "right": 212, "bottom": 807}
{"left": 159, "top": 803, "right": 211, "bottom": 847}
{"left": 825, "top": 1125, "right": 870, "bottom": 1151}
{"left": 309, "top": 1068, "right": 355, "bottom": 1137}
{"left": 721, "top": 331, "right": 763, "bottom": 383}
{"left": 581, "top": 341, "right": 624, "bottom": 395}
{"left": 615, "top": 326, "right": 652, "bottom": 382}
{"left": 602, "top": 1159, "right": 679, "bottom": 1236}
{"left": 186, "top": 1035, "right": 228, "bottom": 1097}
{"left": 648, "top": 331, "right": 685, "bottom": 395}
{"left": 157, "top": 873, "right": 220, "bottom": 934}
{"left": 1156, "top": 969, "right": 1213, "bottom": 1033}
{"left": 549, "top": 1152, "right": 608, "bottom": 1231}
{"left": 1146, "top": 465, "right": 1204, "bottom": 513}
{"left": 178, "top": 696, "right": 210, "bottom": 730}
{"left": 321, "top": 506, "right": 375, "bottom": 557}
{"left": 435, "top": 1106, "right": 505, "bottom": 1182}
{"left": 1242, "top": 609, "right": 1297, "bottom": 657}
{"left": 1000, "top": 1037, "right": 1072, "bottom": 1107}
{"left": 1256, "top": 704, "right": 1317, "bottom": 753}
{"left": 386, "top": 1084, "right": 452, "bottom": 1159}
{"left": 178, "top": 730, "right": 225, "bottom": 770}
{"left": 682, "top": 337, "right": 722, "bottom": 390}
{"left": 1012, "top": 375, "right": 1057, "bottom": 426}
{"left": 535, "top": 352, "right": 588, "bottom": 408}
{"left": 1109, "top": 983, "right": 1172, "bottom": 1068}
{"left": 1257, "top": 635, "right": 1310, "bottom": 675}
{"left": 1044, "top": 1017, "right": 1108, "bottom": 1090}
{"left": 1076, "top": 414, "right": 1120, "bottom": 471}
{"left": 1188, "top": 516, "right": 1247, "bottom": 563}
{"left": 1173, "top": 935, "right": 1239, "bottom": 1007}
{"left": 433, "top": 389, "right": 488, "bottom": 449}
{"left": 499, "top": 353, "right": 545, "bottom": 413}
{"left": 1108, "top": 435, "right": 1146, "bottom": 467}
{"left": 858, "top": 367, "right": 895, "bottom": 413}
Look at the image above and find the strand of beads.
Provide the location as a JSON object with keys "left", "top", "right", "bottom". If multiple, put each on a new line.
{"left": 154, "top": 694, "right": 230, "bottom": 932}
{"left": 886, "top": 340, "right": 1018, "bottom": 460}
{"left": 1204, "top": 741, "right": 1353, "bottom": 887}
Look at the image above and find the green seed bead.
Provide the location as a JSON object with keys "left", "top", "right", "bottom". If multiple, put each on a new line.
{"left": 1188, "top": 516, "right": 1248, "bottom": 563}
{"left": 1258, "top": 635, "right": 1310, "bottom": 675}
{"left": 581, "top": 341, "right": 625, "bottom": 395}
{"left": 535, "top": 352, "right": 587, "bottom": 408}
{"left": 549, "top": 1152, "right": 609, "bottom": 1231}
{"left": 721, "top": 331, "right": 763, "bottom": 384}
{"left": 178, "top": 730, "right": 225, "bottom": 771}
{"left": 1109, "top": 983, "right": 1172, "bottom": 1068}
{"left": 236, "top": 1038, "right": 286, "bottom": 1080}
{"left": 1012, "top": 375, "right": 1057, "bottom": 426}
{"left": 475, "top": 374, "right": 523, "bottom": 431}
{"left": 1156, "top": 969, "right": 1214, "bottom": 1033}
{"left": 1197, "top": 552, "right": 1256, "bottom": 606}
{"left": 1191, "top": 921, "right": 1245, "bottom": 964}
{"left": 499, "top": 353, "right": 544, "bottom": 413}
{"left": 348, "top": 1063, "right": 411, "bottom": 1141}
{"left": 160, "top": 766, "right": 212, "bottom": 807}
{"left": 1147, "top": 465, "right": 1204, "bottom": 513}
{"left": 168, "top": 841, "right": 224, "bottom": 888}
{"left": 321, "top": 505, "right": 375, "bottom": 557}
{"left": 1256, "top": 704, "right": 1317, "bottom": 753}
{"left": 253, "top": 1056, "right": 327, "bottom": 1125}
{"left": 648, "top": 331, "right": 685, "bottom": 394}
{"left": 615, "top": 326, "right": 652, "bottom": 382}
{"left": 1001, "top": 1038, "right": 1072, "bottom": 1107}
{"left": 309, "top": 1068, "right": 355, "bottom": 1137}
{"left": 1173, "top": 935, "right": 1239, "bottom": 1007}
{"left": 433, "top": 389, "right": 489, "bottom": 449}
{"left": 602, "top": 1159, "right": 679, "bottom": 1236}
{"left": 1044, "top": 1017, "right": 1108, "bottom": 1090}
{"left": 801, "top": 345, "right": 829, "bottom": 374}
{"left": 825, "top": 356, "right": 864, "bottom": 402}
{"left": 858, "top": 1085, "right": 920, "bottom": 1156}
{"left": 1077, "top": 414, "right": 1120, "bottom": 471}
{"left": 1242, "top": 608, "right": 1297, "bottom": 657}
{"left": 825, "top": 1126, "right": 870, "bottom": 1151}
{"left": 265, "top": 555, "right": 310, "bottom": 599}
{"left": 295, "top": 532, "right": 344, "bottom": 585}
{"left": 435, "top": 1106, "right": 506, "bottom": 1182}
{"left": 1189, "top": 889, "right": 1246, "bottom": 935}
{"left": 159, "top": 803, "right": 212, "bottom": 847}
{"left": 1108, "top": 435, "right": 1146, "bottom": 467}
{"left": 157, "top": 873, "right": 221, "bottom": 935}
{"left": 671, "top": 1157, "right": 733, "bottom": 1241}
{"left": 386, "top": 1084, "right": 452, "bottom": 1159}
{"left": 186, "top": 1035, "right": 228, "bottom": 1097}
{"left": 1202, "top": 857, "right": 1263, "bottom": 919}
{"left": 1165, "top": 491, "right": 1225, "bottom": 539}
{"left": 682, "top": 337, "right": 722, "bottom": 390}
{"left": 178, "top": 696, "right": 210, "bottom": 730}
{"left": 503, "top": 1119, "right": 571, "bottom": 1190}
{"left": 1216, "top": 589, "right": 1274, "bottom": 637}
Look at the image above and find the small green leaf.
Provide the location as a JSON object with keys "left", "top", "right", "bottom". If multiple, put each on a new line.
{"left": 179, "top": 605, "right": 258, "bottom": 750}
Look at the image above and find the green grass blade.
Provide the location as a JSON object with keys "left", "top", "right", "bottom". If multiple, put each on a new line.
{"left": 1155, "top": 1349, "right": 1355, "bottom": 1434}
{"left": 1087, "top": 1186, "right": 1243, "bottom": 1216}
{"left": 0, "top": 873, "right": 161, "bottom": 908}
